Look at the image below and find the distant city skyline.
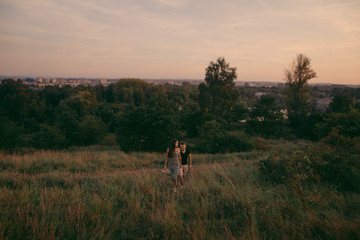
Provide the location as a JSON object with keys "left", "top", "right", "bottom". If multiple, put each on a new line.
{"left": 1, "top": 0, "right": 359, "bottom": 84}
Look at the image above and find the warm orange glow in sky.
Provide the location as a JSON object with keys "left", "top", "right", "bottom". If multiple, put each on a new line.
{"left": 0, "top": 0, "right": 359, "bottom": 84}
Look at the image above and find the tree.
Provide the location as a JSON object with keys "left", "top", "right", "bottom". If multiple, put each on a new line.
{"left": 197, "top": 120, "right": 255, "bottom": 153}
{"left": 95, "top": 102, "right": 118, "bottom": 132}
{"left": 0, "top": 79, "right": 29, "bottom": 121}
{"left": 327, "top": 93, "right": 353, "bottom": 114}
{"left": 40, "top": 85, "right": 73, "bottom": 107}
{"left": 200, "top": 120, "right": 225, "bottom": 139}
{"left": 0, "top": 118, "right": 25, "bottom": 150}
{"left": 32, "top": 124, "right": 67, "bottom": 149}
{"left": 320, "top": 106, "right": 360, "bottom": 139}
{"left": 179, "top": 102, "right": 202, "bottom": 138}
{"left": 247, "top": 94, "right": 289, "bottom": 138}
{"left": 284, "top": 54, "right": 317, "bottom": 136}
{"left": 105, "top": 78, "right": 148, "bottom": 106}
{"left": 116, "top": 95, "right": 180, "bottom": 152}
{"left": 198, "top": 57, "right": 240, "bottom": 117}
{"left": 79, "top": 115, "right": 107, "bottom": 145}
{"left": 56, "top": 106, "right": 82, "bottom": 145}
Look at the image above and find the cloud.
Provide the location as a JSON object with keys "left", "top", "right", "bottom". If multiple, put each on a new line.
{"left": 322, "top": 1, "right": 360, "bottom": 9}
{"left": 0, "top": 0, "right": 359, "bottom": 83}
{"left": 154, "top": 0, "right": 185, "bottom": 8}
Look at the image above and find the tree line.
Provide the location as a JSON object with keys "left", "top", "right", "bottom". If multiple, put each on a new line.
{"left": 1, "top": 54, "right": 359, "bottom": 153}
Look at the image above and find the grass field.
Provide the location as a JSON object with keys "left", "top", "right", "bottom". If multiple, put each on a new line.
{"left": 0, "top": 140, "right": 359, "bottom": 239}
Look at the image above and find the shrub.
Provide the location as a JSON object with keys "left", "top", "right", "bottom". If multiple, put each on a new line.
{"left": 195, "top": 131, "right": 255, "bottom": 153}
{"left": 0, "top": 119, "right": 25, "bottom": 150}
{"left": 255, "top": 137, "right": 270, "bottom": 151}
{"left": 318, "top": 107, "right": 360, "bottom": 140}
{"left": 323, "top": 128, "right": 360, "bottom": 153}
{"left": 258, "top": 148, "right": 324, "bottom": 192}
{"left": 79, "top": 115, "right": 107, "bottom": 145}
{"left": 200, "top": 120, "right": 225, "bottom": 139}
{"left": 31, "top": 125, "right": 68, "bottom": 149}
{"left": 258, "top": 146, "right": 360, "bottom": 193}
{"left": 319, "top": 150, "right": 360, "bottom": 193}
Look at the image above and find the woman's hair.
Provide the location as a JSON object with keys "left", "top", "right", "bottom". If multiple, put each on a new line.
{"left": 168, "top": 138, "right": 178, "bottom": 157}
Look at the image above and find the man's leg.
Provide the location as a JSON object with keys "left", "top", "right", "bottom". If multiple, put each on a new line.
{"left": 172, "top": 178, "right": 177, "bottom": 192}
{"left": 182, "top": 164, "right": 189, "bottom": 180}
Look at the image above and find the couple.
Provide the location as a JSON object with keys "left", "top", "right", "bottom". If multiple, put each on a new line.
{"left": 163, "top": 139, "right": 192, "bottom": 192}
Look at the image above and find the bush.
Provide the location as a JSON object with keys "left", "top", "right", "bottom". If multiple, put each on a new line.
{"left": 194, "top": 131, "right": 255, "bottom": 153}
{"left": 0, "top": 119, "right": 25, "bottom": 150}
{"left": 200, "top": 120, "right": 225, "bottom": 139}
{"left": 323, "top": 128, "right": 360, "bottom": 153}
{"left": 254, "top": 137, "right": 270, "bottom": 151}
{"left": 258, "top": 146, "right": 360, "bottom": 193}
{"left": 258, "top": 148, "right": 324, "bottom": 191}
{"left": 318, "top": 107, "right": 360, "bottom": 140}
{"left": 31, "top": 125, "right": 68, "bottom": 149}
{"left": 319, "top": 151, "right": 360, "bottom": 192}
{"left": 79, "top": 115, "right": 107, "bottom": 145}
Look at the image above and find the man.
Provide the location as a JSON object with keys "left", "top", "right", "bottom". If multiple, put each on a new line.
{"left": 179, "top": 141, "right": 192, "bottom": 181}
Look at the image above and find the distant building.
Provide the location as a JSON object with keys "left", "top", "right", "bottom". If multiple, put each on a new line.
{"left": 235, "top": 81, "right": 245, "bottom": 86}
{"left": 80, "top": 78, "right": 87, "bottom": 85}
{"left": 100, "top": 78, "right": 107, "bottom": 85}
{"left": 277, "top": 83, "right": 285, "bottom": 89}
{"left": 57, "top": 78, "right": 65, "bottom": 85}
{"left": 255, "top": 92, "right": 265, "bottom": 98}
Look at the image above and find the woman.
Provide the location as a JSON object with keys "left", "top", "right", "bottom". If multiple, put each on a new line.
{"left": 164, "top": 139, "right": 183, "bottom": 192}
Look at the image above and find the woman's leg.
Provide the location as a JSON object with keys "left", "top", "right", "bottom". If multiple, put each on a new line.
{"left": 172, "top": 179, "right": 177, "bottom": 189}
{"left": 170, "top": 166, "right": 178, "bottom": 192}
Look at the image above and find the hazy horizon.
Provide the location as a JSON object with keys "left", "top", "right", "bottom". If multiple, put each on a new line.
{"left": 1, "top": 0, "right": 359, "bottom": 85}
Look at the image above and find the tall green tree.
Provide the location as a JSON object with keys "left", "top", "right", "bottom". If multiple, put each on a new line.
{"left": 319, "top": 95, "right": 360, "bottom": 141}
{"left": 198, "top": 57, "right": 240, "bottom": 117}
{"left": 105, "top": 78, "right": 148, "bottom": 106}
{"left": 0, "top": 79, "right": 29, "bottom": 121}
{"left": 116, "top": 94, "right": 180, "bottom": 152}
{"left": 247, "top": 94, "right": 289, "bottom": 138}
{"left": 0, "top": 118, "right": 25, "bottom": 150}
{"left": 284, "top": 53, "right": 317, "bottom": 136}
{"left": 326, "top": 93, "right": 353, "bottom": 114}
{"left": 79, "top": 115, "right": 107, "bottom": 145}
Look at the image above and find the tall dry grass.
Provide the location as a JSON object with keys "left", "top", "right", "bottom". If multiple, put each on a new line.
{"left": 0, "top": 142, "right": 359, "bottom": 239}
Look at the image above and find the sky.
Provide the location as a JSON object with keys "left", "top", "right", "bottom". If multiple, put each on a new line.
{"left": 0, "top": 0, "right": 359, "bottom": 84}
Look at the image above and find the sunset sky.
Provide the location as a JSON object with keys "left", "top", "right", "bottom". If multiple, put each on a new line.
{"left": 0, "top": 0, "right": 359, "bottom": 84}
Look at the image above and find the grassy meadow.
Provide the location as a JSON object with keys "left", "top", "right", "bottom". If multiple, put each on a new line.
{"left": 0, "top": 140, "right": 359, "bottom": 239}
